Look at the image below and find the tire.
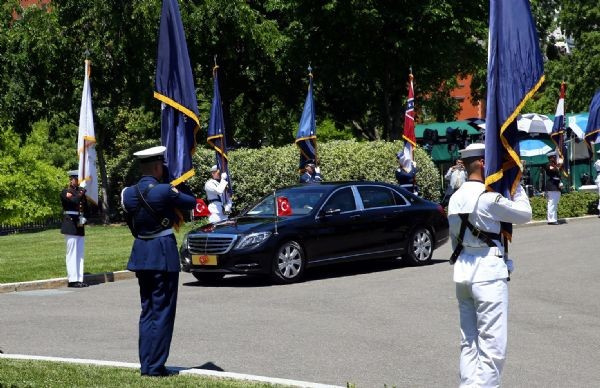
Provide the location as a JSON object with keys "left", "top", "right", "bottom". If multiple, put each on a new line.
{"left": 271, "top": 241, "right": 306, "bottom": 284}
{"left": 192, "top": 272, "right": 224, "bottom": 284}
{"left": 405, "top": 227, "right": 434, "bottom": 265}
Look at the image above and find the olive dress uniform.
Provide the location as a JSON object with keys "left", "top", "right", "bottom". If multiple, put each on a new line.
{"left": 122, "top": 147, "right": 196, "bottom": 377}
{"left": 60, "top": 172, "right": 88, "bottom": 287}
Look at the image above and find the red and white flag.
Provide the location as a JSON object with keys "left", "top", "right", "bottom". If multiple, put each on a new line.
{"left": 276, "top": 196, "right": 292, "bottom": 216}
{"left": 402, "top": 72, "right": 416, "bottom": 162}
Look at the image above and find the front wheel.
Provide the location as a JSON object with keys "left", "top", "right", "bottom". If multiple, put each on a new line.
{"left": 405, "top": 227, "right": 434, "bottom": 265}
{"left": 271, "top": 241, "right": 306, "bottom": 284}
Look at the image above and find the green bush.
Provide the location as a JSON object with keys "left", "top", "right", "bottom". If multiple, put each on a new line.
{"left": 186, "top": 140, "right": 442, "bottom": 214}
{"left": 530, "top": 191, "right": 599, "bottom": 220}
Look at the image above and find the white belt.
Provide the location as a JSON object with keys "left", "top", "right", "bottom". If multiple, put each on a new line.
{"left": 64, "top": 211, "right": 80, "bottom": 215}
{"left": 462, "top": 245, "right": 503, "bottom": 257}
{"left": 137, "top": 228, "right": 174, "bottom": 239}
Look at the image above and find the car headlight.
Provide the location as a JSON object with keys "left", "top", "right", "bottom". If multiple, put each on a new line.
{"left": 234, "top": 232, "right": 272, "bottom": 250}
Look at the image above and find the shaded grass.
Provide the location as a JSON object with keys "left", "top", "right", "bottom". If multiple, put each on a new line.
{"left": 0, "top": 223, "right": 198, "bottom": 283}
{"left": 0, "top": 358, "right": 281, "bottom": 388}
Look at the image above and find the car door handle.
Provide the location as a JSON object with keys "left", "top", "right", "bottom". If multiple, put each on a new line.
{"left": 350, "top": 214, "right": 361, "bottom": 220}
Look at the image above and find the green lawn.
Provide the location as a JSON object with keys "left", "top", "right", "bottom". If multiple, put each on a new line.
{"left": 0, "top": 224, "right": 197, "bottom": 284}
{"left": 0, "top": 358, "right": 281, "bottom": 388}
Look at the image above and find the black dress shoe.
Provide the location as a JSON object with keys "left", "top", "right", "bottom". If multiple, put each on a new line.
{"left": 79, "top": 281, "right": 89, "bottom": 287}
{"left": 547, "top": 221, "right": 559, "bottom": 225}
{"left": 67, "top": 282, "right": 80, "bottom": 288}
{"left": 145, "top": 367, "right": 178, "bottom": 377}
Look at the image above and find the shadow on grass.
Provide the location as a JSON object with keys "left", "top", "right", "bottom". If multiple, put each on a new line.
{"left": 183, "top": 257, "right": 447, "bottom": 289}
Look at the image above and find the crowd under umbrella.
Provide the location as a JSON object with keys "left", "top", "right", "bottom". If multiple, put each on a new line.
{"left": 516, "top": 113, "right": 554, "bottom": 135}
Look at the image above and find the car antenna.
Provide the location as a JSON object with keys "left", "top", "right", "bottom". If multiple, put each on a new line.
{"left": 273, "top": 189, "right": 279, "bottom": 235}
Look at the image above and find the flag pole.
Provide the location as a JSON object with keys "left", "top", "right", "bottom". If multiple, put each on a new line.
{"left": 273, "top": 189, "right": 278, "bottom": 235}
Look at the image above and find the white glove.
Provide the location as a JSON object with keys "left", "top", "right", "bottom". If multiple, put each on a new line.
{"left": 506, "top": 259, "right": 514, "bottom": 273}
{"left": 220, "top": 172, "right": 228, "bottom": 181}
{"left": 314, "top": 166, "right": 321, "bottom": 174}
{"left": 224, "top": 203, "right": 232, "bottom": 213}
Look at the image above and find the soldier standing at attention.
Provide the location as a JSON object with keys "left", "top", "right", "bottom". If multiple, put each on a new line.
{"left": 544, "top": 150, "right": 562, "bottom": 225}
{"left": 299, "top": 160, "right": 322, "bottom": 184}
{"left": 204, "top": 165, "right": 230, "bottom": 223}
{"left": 60, "top": 170, "right": 89, "bottom": 288}
{"left": 121, "top": 146, "right": 196, "bottom": 377}
{"left": 448, "top": 143, "right": 532, "bottom": 387}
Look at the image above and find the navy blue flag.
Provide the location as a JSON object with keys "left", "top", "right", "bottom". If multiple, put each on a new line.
{"left": 207, "top": 65, "right": 233, "bottom": 204}
{"left": 485, "top": 0, "right": 544, "bottom": 199}
{"left": 551, "top": 82, "right": 569, "bottom": 176}
{"left": 584, "top": 90, "right": 600, "bottom": 149}
{"left": 295, "top": 67, "right": 317, "bottom": 170}
{"left": 154, "top": 0, "right": 200, "bottom": 186}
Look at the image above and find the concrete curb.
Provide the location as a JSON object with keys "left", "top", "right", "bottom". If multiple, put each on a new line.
{"left": 0, "top": 270, "right": 135, "bottom": 294}
{"left": 1, "top": 215, "right": 597, "bottom": 294}
{"left": 0, "top": 354, "right": 343, "bottom": 388}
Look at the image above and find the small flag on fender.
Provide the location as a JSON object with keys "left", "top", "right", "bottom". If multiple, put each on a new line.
{"left": 193, "top": 199, "right": 210, "bottom": 217}
{"left": 276, "top": 196, "right": 293, "bottom": 216}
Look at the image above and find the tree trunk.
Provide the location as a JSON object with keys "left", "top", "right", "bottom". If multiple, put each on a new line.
{"left": 96, "top": 145, "right": 111, "bottom": 224}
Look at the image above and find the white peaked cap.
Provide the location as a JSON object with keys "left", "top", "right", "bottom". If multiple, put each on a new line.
{"left": 68, "top": 170, "right": 79, "bottom": 177}
{"left": 133, "top": 145, "right": 166, "bottom": 161}
{"left": 210, "top": 165, "right": 219, "bottom": 172}
{"left": 459, "top": 143, "right": 485, "bottom": 159}
{"left": 546, "top": 150, "right": 557, "bottom": 157}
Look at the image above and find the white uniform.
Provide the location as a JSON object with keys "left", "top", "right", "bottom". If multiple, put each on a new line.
{"left": 594, "top": 159, "right": 600, "bottom": 212}
{"left": 204, "top": 177, "right": 229, "bottom": 223}
{"left": 448, "top": 181, "right": 532, "bottom": 387}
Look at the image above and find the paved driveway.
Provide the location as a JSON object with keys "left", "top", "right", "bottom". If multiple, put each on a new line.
{"left": 1, "top": 218, "right": 599, "bottom": 387}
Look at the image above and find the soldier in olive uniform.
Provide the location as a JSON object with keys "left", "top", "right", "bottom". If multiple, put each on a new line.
{"left": 60, "top": 170, "right": 89, "bottom": 288}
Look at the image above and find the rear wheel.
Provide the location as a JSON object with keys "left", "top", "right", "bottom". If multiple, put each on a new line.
{"left": 271, "top": 241, "right": 306, "bottom": 284}
{"left": 192, "top": 272, "right": 224, "bottom": 284}
{"left": 405, "top": 227, "right": 434, "bottom": 265}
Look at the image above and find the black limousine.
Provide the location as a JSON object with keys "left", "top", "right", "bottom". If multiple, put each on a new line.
{"left": 180, "top": 182, "right": 449, "bottom": 284}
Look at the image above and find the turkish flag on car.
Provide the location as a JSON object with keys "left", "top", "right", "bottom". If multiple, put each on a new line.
{"left": 276, "top": 196, "right": 293, "bottom": 216}
{"left": 193, "top": 198, "right": 210, "bottom": 217}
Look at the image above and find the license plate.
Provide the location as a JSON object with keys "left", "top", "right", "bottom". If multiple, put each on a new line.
{"left": 192, "top": 254, "right": 218, "bottom": 266}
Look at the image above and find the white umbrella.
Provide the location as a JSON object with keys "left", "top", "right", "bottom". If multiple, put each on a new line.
{"left": 567, "top": 113, "right": 587, "bottom": 139}
{"left": 517, "top": 113, "right": 554, "bottom": 134}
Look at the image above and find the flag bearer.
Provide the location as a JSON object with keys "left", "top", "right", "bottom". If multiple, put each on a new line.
{"left": 544, "top": 150, "right": 562, "bottom": 225}
{"left": 204, "top": 165, "right": 230, "bottom": 223}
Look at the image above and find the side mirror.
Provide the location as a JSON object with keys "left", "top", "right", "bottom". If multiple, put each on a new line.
{"left": 317, "top": 208, "right": 341, "bottom": 219}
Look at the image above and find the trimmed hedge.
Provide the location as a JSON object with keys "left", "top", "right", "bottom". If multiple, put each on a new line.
{"left": 107, "top": 140, "right": 441, "bottom": 217}
{"left": 186, "top": 140, "right": 442, "bottom": 214}
{"left": 530, "top": 191, "right": 599, "bottom": 220}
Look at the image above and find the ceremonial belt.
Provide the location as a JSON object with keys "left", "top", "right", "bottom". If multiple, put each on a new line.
{"left": 64, "top": 211, "right": 80, "bottom": 215}
{"left": 137, "top": 228, "right": 174, "bottom": 239}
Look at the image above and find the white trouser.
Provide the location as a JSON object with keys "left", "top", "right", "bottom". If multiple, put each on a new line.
{"left": 208, "top": 203, "right": 227, "bottom": 223}
{"left": 546, "top": 191, "right": 560, "bottom": 222}
{"left": 456, "top": 279, "right": 508, "bottom": 388}
{"left": 65, "top": 235, "right": 84, "bottom": 282}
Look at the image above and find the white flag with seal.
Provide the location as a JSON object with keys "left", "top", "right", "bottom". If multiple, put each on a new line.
{"left": 77, "top": 59, "right": 98, "bottom": 204}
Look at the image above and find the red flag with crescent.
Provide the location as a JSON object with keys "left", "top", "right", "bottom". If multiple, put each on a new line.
{"left": 276, "top": 196, "right": 293, "bottom": 216}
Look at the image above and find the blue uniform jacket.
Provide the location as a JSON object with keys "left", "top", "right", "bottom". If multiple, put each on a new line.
{"left": 123, "top": 176, "right": 196, "bottom": 272}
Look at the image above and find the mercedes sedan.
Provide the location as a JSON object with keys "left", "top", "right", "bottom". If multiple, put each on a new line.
{"left": 180, "top": 182, "right": 449, "bottom": 284}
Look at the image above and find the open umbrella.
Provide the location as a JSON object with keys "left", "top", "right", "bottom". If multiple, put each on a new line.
{"left": 465, "top": 117, "right": 485, "bottom": 131}
{"left": 567, "top": 112, "right": 587, "bottom": 139}
{"left": 517, "top": 113, "right": 554, "bottom": 134}
{"left": 518, "top": 139, "right": 553, "bottom": 157}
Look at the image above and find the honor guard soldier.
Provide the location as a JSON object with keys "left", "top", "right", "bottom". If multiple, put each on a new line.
{"left": 395, "top": 151, "right": 418, "bottom": 194}
{"left": 544, "top": 150, "right": 562, "bottom": 225}
{"left": 121, "top": 146, "right": 196, "bottom": 377}
{"left": 204, "top": 165, "right": 230, "bottom": 223}
{"left": 60, "top": 170, "right": 89, "bottom": 288}
{"left": 448, "top": 143, "right": 532, "bottom": 387}
{"left": 299, "top": 160, "right": 322, "bottom": 184}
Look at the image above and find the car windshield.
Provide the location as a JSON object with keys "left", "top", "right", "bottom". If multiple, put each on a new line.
{"left": 245, "top": 187, "right": 327, "bottom": 217}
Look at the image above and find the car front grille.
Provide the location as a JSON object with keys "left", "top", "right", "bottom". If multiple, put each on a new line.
{"left": 187, "top": 233, "right": 237, "bottom": 254}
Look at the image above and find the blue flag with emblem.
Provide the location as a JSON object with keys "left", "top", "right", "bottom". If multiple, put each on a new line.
{"left": 295, "top": 66, "right": 317, "bottom": 170}
{"left": 207, "top": 64, "right": 233, "bottom": 205}
{"left": 154, "top": 0, "right": 200, "bottom": 186}
{"left": 485, "top": 0, "right": 544, "bottom": 199}
{"left": 584, "top": 90, "right": 600, "bottom": 150}
{"left": 485, "top": 0, "right": 544, "bottom": 239}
